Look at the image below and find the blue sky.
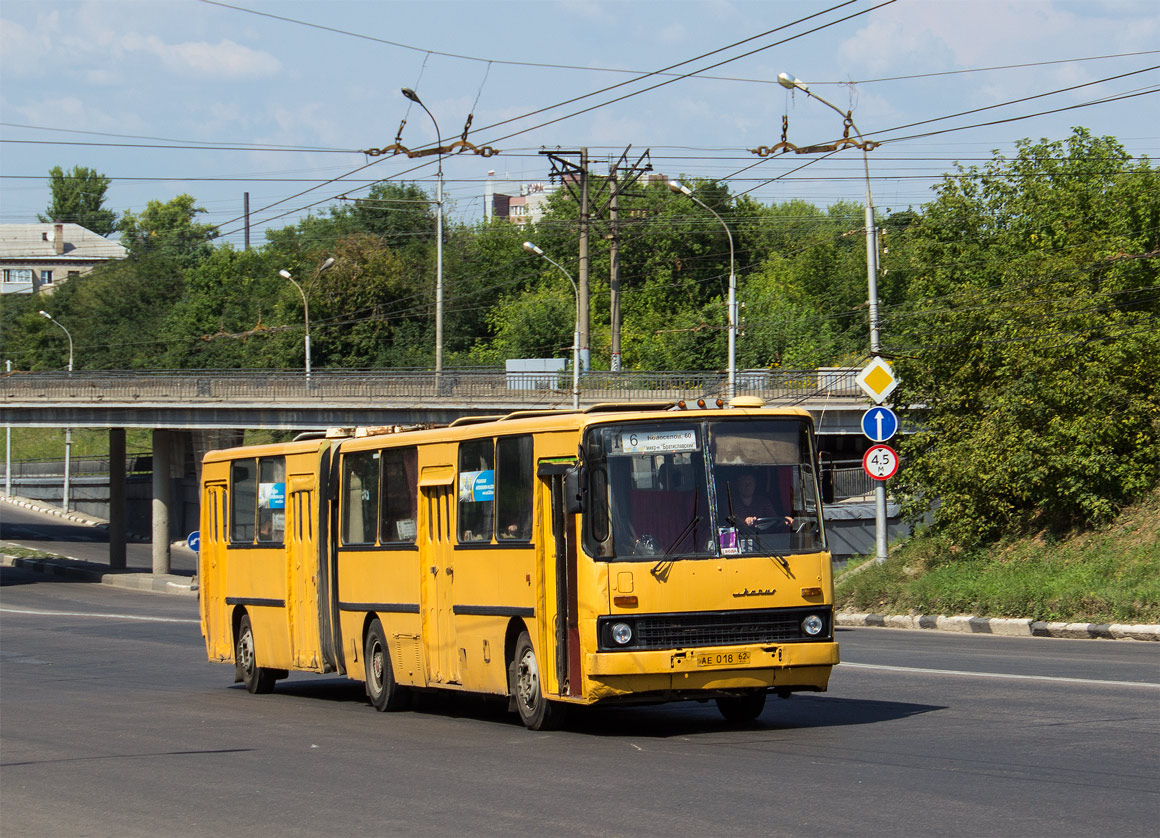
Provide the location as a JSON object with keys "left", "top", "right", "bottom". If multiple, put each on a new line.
{"left": 2, "top": 0, "right": 1158, "bottom": 248}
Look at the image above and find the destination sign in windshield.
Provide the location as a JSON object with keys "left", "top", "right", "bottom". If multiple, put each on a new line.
{"left": 612, "top": 428, "right": 698, "bottom": 455}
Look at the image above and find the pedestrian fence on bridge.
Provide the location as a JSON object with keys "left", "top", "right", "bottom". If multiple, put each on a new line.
{"left": 2, "top": 367, "right": 861, "bottom": 406}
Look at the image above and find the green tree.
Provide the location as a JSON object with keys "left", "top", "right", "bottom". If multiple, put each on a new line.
{"left": 39, "top": 165, "right": 117, "bottom": 236}
{"left": 890, "top": 128, "right": 1160, "bottom": 547}
{"left": 118, "top": 194, "right": 218, "bottom": 268}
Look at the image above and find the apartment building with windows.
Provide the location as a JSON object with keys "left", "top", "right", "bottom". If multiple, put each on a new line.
{"left": 1, "top": 223, "right": 127, "bottom": 295}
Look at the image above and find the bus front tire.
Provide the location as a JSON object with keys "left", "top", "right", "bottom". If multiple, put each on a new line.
{"left": 512, "top": 631, "right": 563, "bottom": 731}
{"left": 237, "top": 614, "right": 276, "bottom": 695}
{"left": 715, "top": 690, "right": 767, "bottom": 723}
{"left": 365, "top": 619, "right": 408, "bottom": 712}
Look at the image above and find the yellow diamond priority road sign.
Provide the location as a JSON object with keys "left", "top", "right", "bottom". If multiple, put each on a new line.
{"left": 855, "top": 357, "right": 898, "bottom": 404}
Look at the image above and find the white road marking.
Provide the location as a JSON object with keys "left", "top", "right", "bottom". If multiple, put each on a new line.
{"left": 841, "top": 661, "right": 1160, "bottom": 689}
{"left": 0, "top": 607, "right": 199, "bottom": 624}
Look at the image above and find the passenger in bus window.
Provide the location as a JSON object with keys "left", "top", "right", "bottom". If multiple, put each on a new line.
{"left": 258, "top": 511, "right": 275, "bottom": 541}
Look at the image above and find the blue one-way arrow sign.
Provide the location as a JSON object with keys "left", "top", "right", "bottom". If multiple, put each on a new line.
{"left": 861, "top": 406, "right": 899, "bottom": 443}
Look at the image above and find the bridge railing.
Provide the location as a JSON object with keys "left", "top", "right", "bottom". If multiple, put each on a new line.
{"left": 2, "top": 367, "right": 861, "bottom": 405}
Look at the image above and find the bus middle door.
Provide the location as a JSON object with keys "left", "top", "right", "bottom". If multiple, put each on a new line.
{"left": 420, "top": 466, "right": 459, "bottom": 685}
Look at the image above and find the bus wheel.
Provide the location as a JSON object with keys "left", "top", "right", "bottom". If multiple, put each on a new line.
{"left": 512, "top": 631, "right": 563, "bottom": 731}
{"left": 364, "top": 619, "right": 408, "bottom": 712}
{"left": 715, "top": 691, "right": 767, "bottom": 723}
{"left": 236, "top": 614, "right": 276, "bottom": 695}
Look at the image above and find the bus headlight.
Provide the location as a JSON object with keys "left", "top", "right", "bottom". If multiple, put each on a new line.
{"left": 801, "top": 614, "right": 824, "bottom": 637}
{"left": 611, "top": 622, "right": 634, "bottom": 645}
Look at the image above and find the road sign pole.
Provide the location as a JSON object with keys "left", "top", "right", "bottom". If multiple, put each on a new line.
{"left": 875, "top": 483, "right": 888, "bottom": 564}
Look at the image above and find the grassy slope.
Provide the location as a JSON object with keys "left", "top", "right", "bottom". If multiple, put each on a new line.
{"left": 836, "top": 487, "right": 1160, "bottom": 625}
{"left": 5, "top": 427, "right": 153, "bottom": 460}
{"left": 3, "top": 427, "right": 290, "bottom": 462}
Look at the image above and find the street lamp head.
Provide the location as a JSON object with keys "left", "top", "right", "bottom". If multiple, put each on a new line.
{"left": 668, "top": 180, "right": 692, "bottom": 197}
{"left": 522, "top": 241, "right": 544, "bottom": 256}
{"left": 318, "top": 257, "right": 335, "bottom": 273}
{"left": 279, "top": 269, "right": 292, "bottom": 280}
{"left": 778, "top": 72, "right": 805, "bottom": 92}
{"left": 39, "top": 310, "right": 52, "bottom": 319}
{"left": 400, "top": 87, "right": 421, "bottom": 105}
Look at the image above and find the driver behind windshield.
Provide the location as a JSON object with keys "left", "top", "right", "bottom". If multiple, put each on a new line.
{"left": 726, "top": 469, "right": 793, "bottom": 532}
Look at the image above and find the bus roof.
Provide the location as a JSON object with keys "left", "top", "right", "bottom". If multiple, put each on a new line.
{"left": 201, "top": 401, "right": 815, "bottom": 462}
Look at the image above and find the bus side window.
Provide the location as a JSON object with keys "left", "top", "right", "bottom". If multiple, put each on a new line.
{"left": 458, "top": 439, "right": 494, "bottom": 542}
{"left": 342, "top": 451, "right": 380, "bottom": 545}
{"left": 496, "top": 435, "right": 533, "bottom": 541}
{"left": 381, "top": 447, "right": 418, "bottom": 544}
{"left": 230, "top": 460, "right": 257, "bottom": 542}
{"left": 257, "top": 457, "right": 286, "bottom": 543}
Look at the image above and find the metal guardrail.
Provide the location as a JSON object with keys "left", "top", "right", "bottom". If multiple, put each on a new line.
{"left": 3, "top": 455, "right": 153, "bottom": 478}
{"left": 1, "top": 367, "right": 860, "bottom": 405}
{"left": 830, "top": 460, "right": 878, "bottom": 500}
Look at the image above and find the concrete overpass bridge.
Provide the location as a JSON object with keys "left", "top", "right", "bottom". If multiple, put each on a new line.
{"left": 3, "top": 368, "right": 882, "bottom": 571}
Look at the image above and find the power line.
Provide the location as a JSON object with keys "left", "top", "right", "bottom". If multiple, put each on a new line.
{"left": 194, "top": 2, "right": 1160, "bottom": 89}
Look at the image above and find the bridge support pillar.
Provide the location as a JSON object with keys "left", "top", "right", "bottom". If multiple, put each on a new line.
{"left": 152, "top": 429, "right": 171, "bottom": 575}
{"left": 109, "top": 428, "right": 126, "bottom": 569}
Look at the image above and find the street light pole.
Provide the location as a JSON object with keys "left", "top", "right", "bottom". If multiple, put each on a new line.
{"left": 523, "top": 242, "right": 580, "bottom": 410}
{"left": 39, "top": 310, "right": 73, "bottom": 512}
{"left": 779, "top": 72, "right": 887, "bottom": 562}
{"left": 667, "top": 180, "right": 737, "bottom": 401}
{"left": 401, "top": 87, "right": 444, "bottom": 389}
{"left": 279, "top": 256, "right": 335, "bottom": 381}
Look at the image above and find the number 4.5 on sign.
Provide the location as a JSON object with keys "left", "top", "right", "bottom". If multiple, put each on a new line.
{"left": 862, "top": 444, "right": 899, "bottom": 481}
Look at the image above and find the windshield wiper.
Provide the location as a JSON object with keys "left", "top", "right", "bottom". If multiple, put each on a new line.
{"left": 651, "top": 493, "right": 701, "bottom": 578}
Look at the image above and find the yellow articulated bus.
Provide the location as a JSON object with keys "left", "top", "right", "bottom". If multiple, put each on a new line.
{"left": 199, "top": 399, "right": 839, "bottom": 729}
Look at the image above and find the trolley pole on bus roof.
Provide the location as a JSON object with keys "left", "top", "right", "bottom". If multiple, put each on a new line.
{"left": 523, "top": 242, "right": 581, "bottom": 410}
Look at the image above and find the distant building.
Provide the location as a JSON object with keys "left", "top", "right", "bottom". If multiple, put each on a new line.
{"left": 0, "top": 223, "right": 127, "bottom": 295}
{"left": 485, "top": 172, "right": 557, "bottom": 226}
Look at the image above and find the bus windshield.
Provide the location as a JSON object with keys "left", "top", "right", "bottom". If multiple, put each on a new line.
{"left": 583, "top": 417, "right": 824, "bottom": 560}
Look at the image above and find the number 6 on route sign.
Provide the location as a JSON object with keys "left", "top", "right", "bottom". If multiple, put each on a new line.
{"left": 862, "top": 444, "right": 899, "bottom": 481}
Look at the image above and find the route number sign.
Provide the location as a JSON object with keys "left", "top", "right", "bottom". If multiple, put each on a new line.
{"left": 863, "top": 444, "right": 899, "bottom": 481}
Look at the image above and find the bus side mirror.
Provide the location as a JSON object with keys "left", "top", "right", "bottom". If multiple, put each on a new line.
{"left": 819, "top": 453, "right": 835, "bottom": 504}
{"left": 564, "top": 466, "right": 584, "bottom": 514}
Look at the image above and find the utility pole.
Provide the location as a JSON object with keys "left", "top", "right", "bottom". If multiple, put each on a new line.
{"left": 578, "top": 148, "right": 590, "bottom": 370}
{"left": 609, "top": 163, "right": 621, "bottom": 371}
{"left": 603, "top": 148, "right": 652, "bottom": 372}
{"left": 542, "top": 149, "right": 591, "bottom": 370}
{"left": 545, "top": 147, "right": 651, "bottom": 372}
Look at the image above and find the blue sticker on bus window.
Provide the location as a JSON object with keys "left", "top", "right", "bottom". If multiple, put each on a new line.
{"left": 459, "top": 470, "right": 495, "bottom": 503}
{"left": 259, "top": 482, "right": 286, "bottom": 509}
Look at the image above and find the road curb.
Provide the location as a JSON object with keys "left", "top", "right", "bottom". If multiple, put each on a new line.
{"left": 837, "top": 611, "right": 1160, "bottom": 642}
{"left": 1, "top": 554, "right": 197, "bottom": 597}
{"left": 2, "top": 493, "right": 111, "bottom": 529}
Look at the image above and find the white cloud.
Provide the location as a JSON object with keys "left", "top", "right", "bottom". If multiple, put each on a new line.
{"left": 120, "top": 34, "right": 281, "bottom": 79}
{"left": 0, "top": 13, "right": 57, "bottom": 78}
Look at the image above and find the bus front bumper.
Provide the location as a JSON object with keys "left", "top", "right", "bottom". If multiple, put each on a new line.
{"left": 583, "top": 641, "right": 839, "bottom": 699}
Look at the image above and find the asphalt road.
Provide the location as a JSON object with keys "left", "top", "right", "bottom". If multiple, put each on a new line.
{"left": 0, "top": 501, "right": 197, "bottom": 574}
{"left": 1, "top": 543, "right": 1158, "bottom": 836}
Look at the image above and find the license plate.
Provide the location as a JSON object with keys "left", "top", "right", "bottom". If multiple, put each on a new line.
{"left": 696, "top": 650, "right": 751, "bottom": 667}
